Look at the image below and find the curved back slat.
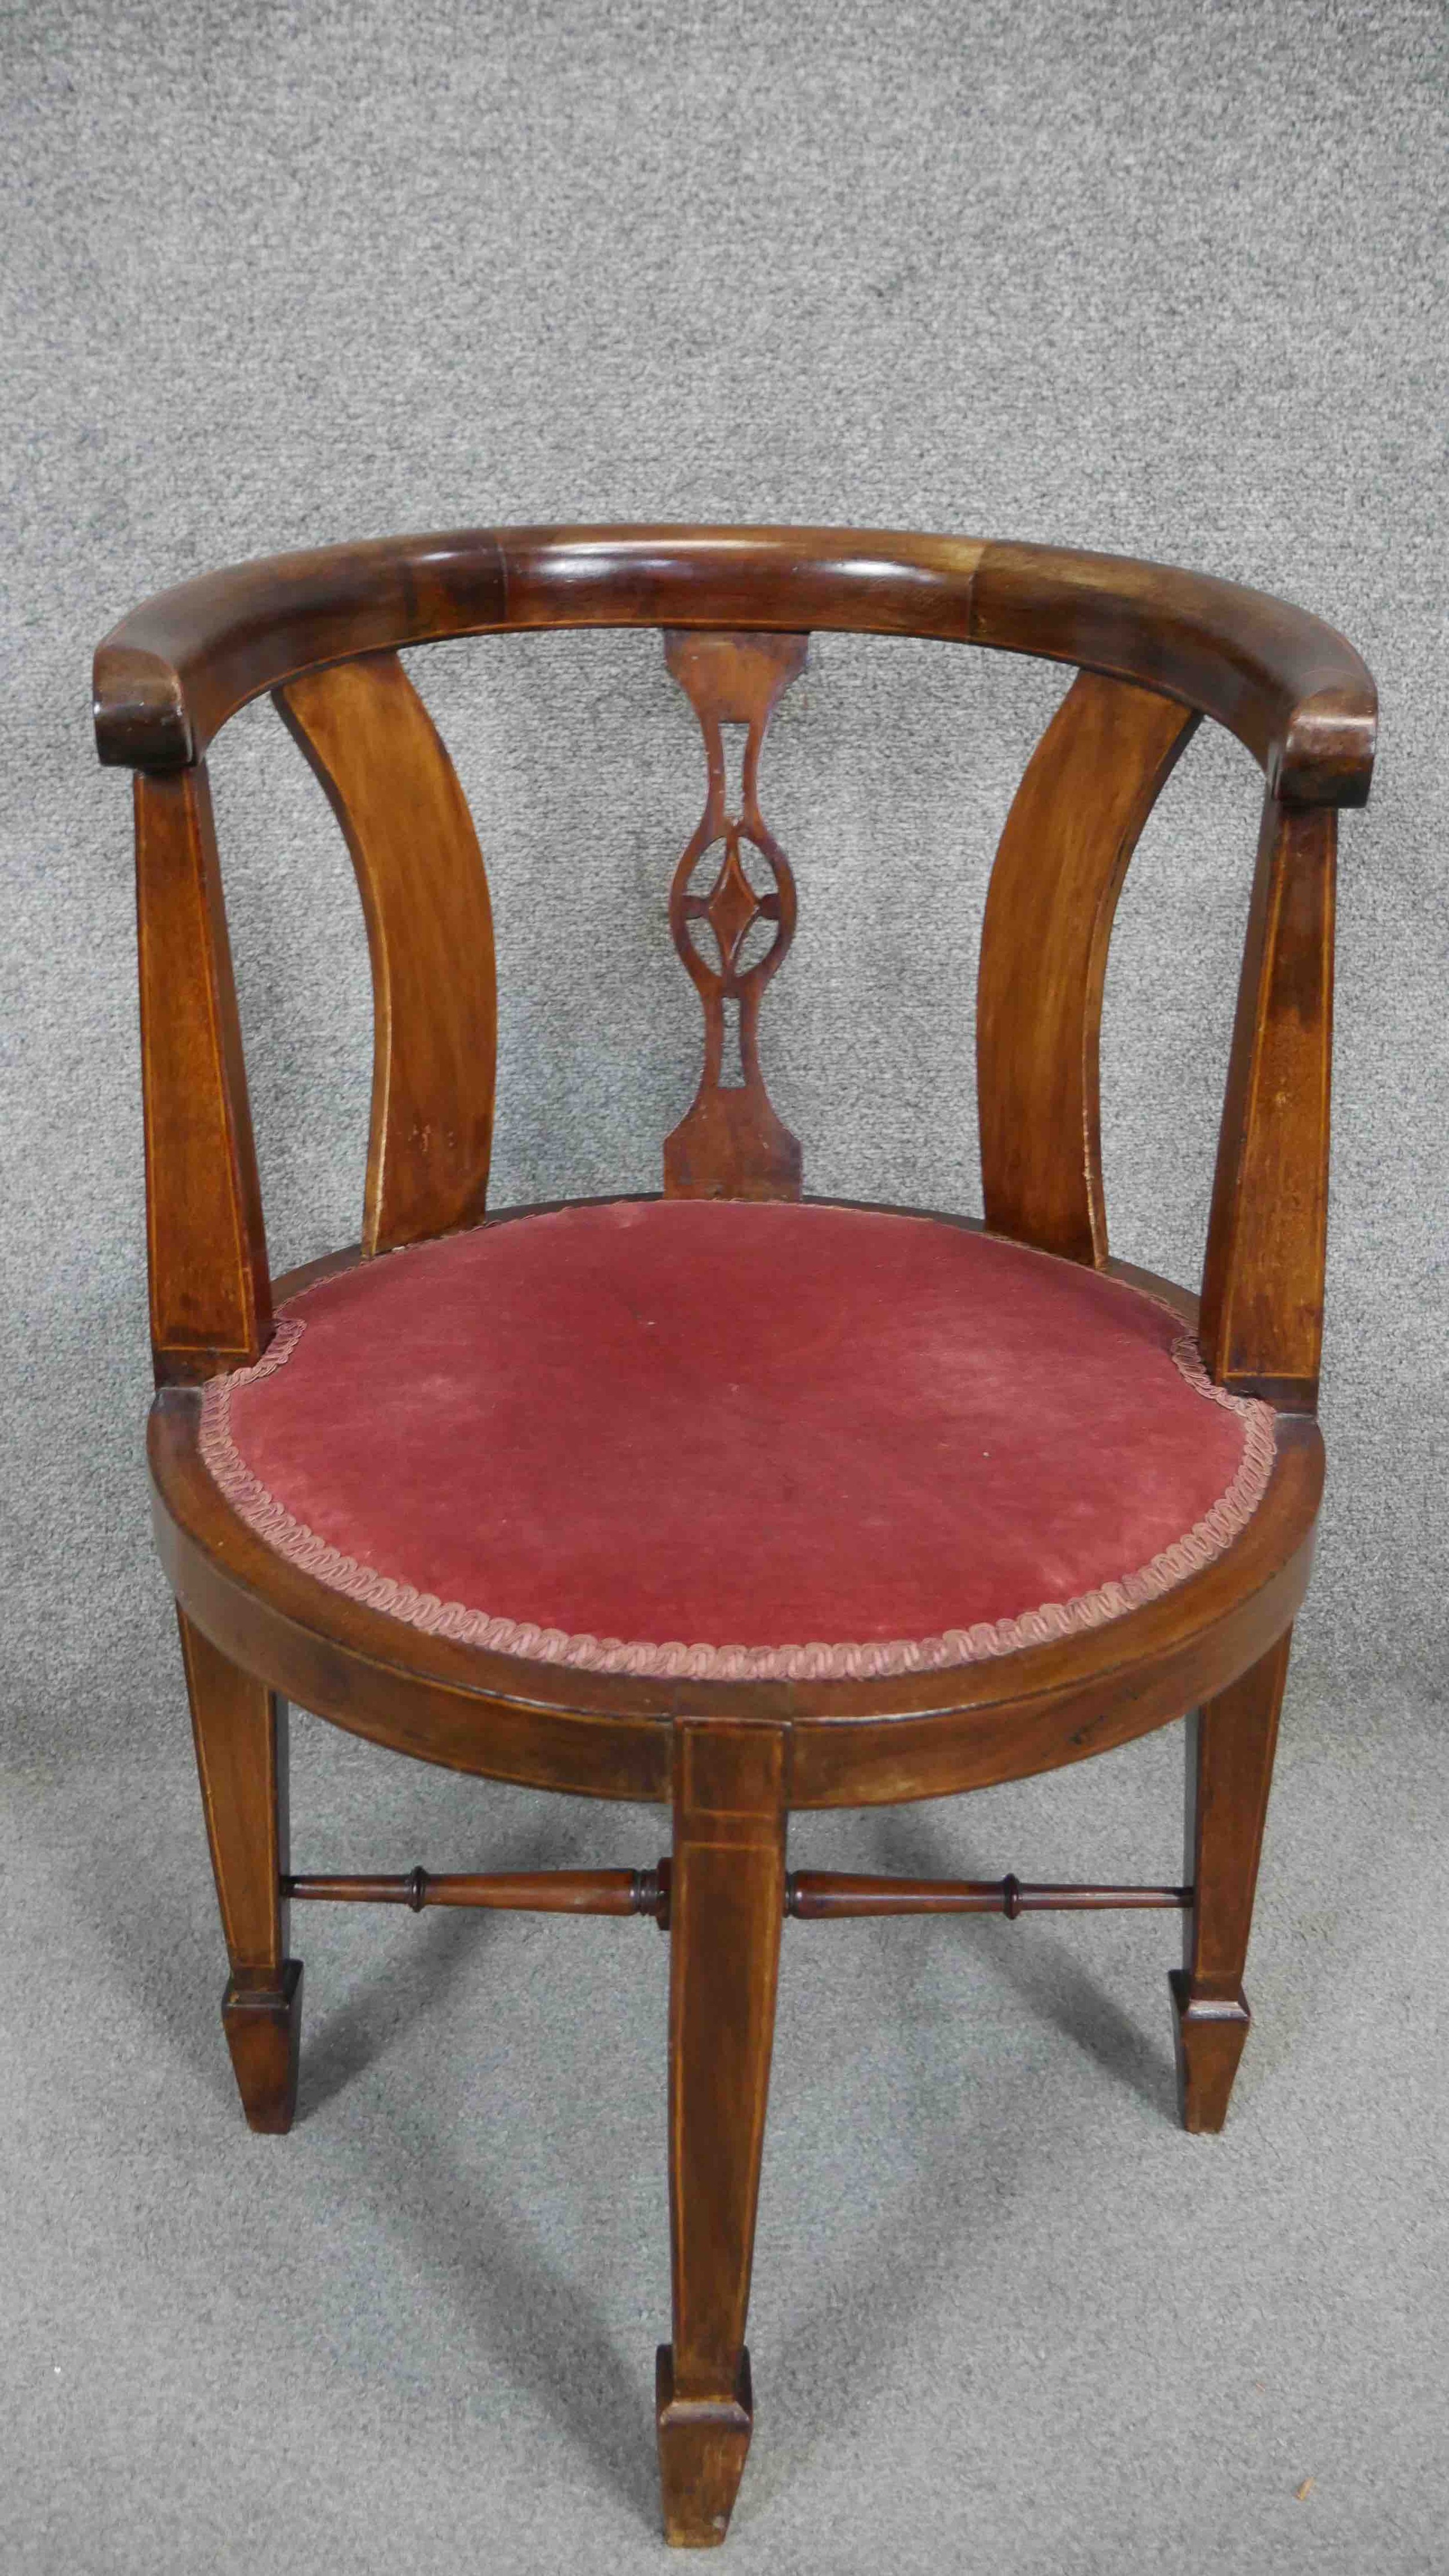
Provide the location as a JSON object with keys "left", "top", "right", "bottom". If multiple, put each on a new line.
{"left": 1200, "top": 795, "right": 1335, "bottom": 1405}
{"left": 977, "top": 672, "right": 1199, "bottom": 1267}
{"left": 274, "top": 653, "right": 497, "bottom": 1255}
{"left": 93, "top": 525, "right": 1376, "bottom": 808}
{"left": 135, "top": 766, "right": 272, "bottom": 1376}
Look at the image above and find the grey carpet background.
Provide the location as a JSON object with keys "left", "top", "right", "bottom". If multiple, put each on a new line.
{"left": 2, "top": 1, "right": 1446, "bottom": 2567}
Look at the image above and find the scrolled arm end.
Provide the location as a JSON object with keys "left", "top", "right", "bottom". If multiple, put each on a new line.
{"left": 93, "top": 643, "right": 196, "bottom": 771}
{"left": 1271, "top": 685, "right": 1378, "bottom": 809}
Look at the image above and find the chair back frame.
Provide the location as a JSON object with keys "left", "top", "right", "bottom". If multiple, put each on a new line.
{"left": 94, "top": 524, "right": 1376, "bottom": 1414}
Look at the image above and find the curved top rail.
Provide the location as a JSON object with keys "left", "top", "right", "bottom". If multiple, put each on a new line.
{"left": 93, "top": 524, "right": 1375, "bottom": 804}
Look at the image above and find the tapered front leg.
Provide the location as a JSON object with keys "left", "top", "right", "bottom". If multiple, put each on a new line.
{"left": 657, "top": 1719, "right": 788, "bottom": 2548}
{"left": 1171, "top": 1631, "right": 1291, "bottom": 2132}
{"left": 178, "top": 1611, "right": 301, "bottom": 2132}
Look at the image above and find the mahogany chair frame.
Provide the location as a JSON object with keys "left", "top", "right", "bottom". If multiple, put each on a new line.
{"left": 94, "top": 526, "right": 1375, "bottom": 2546}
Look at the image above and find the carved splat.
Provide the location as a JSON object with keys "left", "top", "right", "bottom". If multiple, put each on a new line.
{"left": 662, "top": 630, "right": 808, "bottom": 1199}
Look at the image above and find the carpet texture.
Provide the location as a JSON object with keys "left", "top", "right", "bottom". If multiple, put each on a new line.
{"left": 2, "top": 1, "right": 1446, "bottom": 2569}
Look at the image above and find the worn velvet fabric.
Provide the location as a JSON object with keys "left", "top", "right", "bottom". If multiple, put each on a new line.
{"left": 200, "top": 1201, "right": 1271, "bottom": 1676}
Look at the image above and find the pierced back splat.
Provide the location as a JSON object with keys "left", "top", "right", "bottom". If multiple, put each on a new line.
{"left": 662, "top": 630, "right": 808, "bottom": 1199}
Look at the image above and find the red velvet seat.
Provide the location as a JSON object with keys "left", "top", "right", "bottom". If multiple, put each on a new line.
{"left": 201, "top": 1199, "right": 1273, "bottom": 1683}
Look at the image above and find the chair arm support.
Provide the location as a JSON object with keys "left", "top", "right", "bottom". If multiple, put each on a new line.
{"left": 134, "top": 767, "right": 272, "bottom": 1380}
{"left": 1200, "top": 793, "right": 1335, "bottom": 1405}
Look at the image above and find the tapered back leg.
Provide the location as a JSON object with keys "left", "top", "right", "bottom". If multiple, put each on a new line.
{"left": 1171, "top": 1630, "right": 1292, "bottom": 2131}
{"left": 179, "top": 1610, "right": 301, "bottom": 2133}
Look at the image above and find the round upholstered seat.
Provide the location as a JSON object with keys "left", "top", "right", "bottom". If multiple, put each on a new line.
{"left": 198, "top": 1200, "right": 1274, "bottom": 1684}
